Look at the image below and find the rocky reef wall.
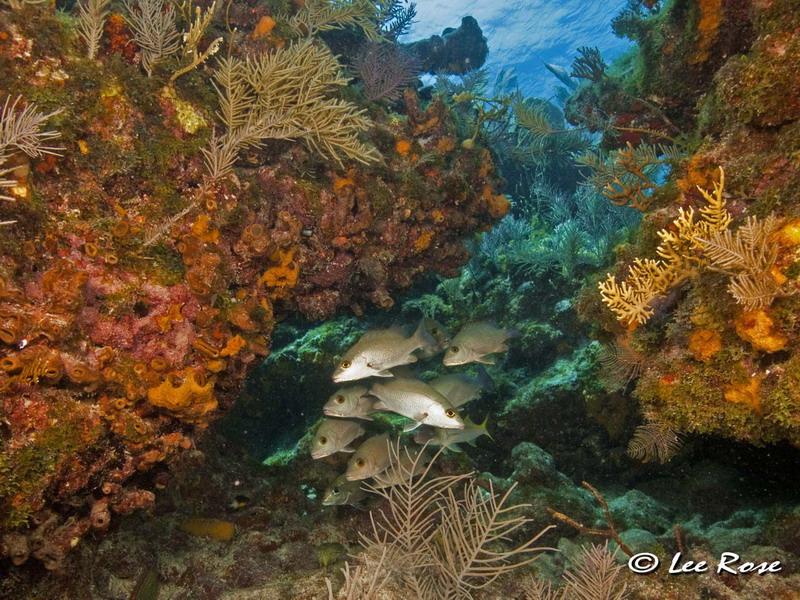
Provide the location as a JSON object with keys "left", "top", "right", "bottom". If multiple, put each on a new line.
{"left": 0, "top": 1, "right": 503, "bottom": 570}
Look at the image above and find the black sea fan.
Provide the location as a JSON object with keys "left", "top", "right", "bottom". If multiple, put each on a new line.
{"left": 353, "top": 42, "right": 421, "bottom": 102}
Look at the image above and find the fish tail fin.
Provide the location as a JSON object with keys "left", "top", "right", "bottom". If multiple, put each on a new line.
{"left": 475, "top": 365, "right": 494, "bottom": 391}
{"left": 479, "top": 414, "right": 493, "bottom": 441}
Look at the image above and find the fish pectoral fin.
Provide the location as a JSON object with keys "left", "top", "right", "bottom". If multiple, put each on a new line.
{"left": 403, "top": 420, "right": 424, "bottom": 433}
{"left": 340, "top": 445, "right": 357, "bottom": 453}
{"left": 372, "top": 400, "right": 387, "bottom": 411}
{"left": 446, "top": 444, "right": 463, "bottom": 453}
{"left": 374, "top": 370, "right": 395, "bottom": 378}
{"left": 466, "top": 439, "right": 477, "bottom": 447}
{"left": 476, "top": 356, "right": 496, "bottom": 365}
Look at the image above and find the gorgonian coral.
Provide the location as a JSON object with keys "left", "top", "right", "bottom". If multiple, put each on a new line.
{"left": 353, "top": 42, "right": 421, "bottom": 102}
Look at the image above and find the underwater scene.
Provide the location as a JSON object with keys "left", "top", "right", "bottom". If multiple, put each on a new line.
{"left": 1, "top": 0, "right": 800, "bottom": 597}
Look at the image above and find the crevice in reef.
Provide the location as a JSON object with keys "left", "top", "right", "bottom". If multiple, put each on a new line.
{"left": 3, "top": 0, "right": 800, "bottom": 597}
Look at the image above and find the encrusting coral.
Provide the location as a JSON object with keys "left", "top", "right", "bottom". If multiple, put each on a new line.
{"left": 577, "top": 0, "right": 800, "bottom": 451}
{"left": 0, "top": 0, "right": 504, "bottom": 569}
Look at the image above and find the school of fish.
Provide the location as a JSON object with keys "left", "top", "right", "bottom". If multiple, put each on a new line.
{"left": 315, "top": 319, "right": 516, "bottom": 506}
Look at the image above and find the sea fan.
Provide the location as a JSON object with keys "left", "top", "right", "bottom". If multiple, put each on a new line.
{"left": 353, "top": 42, "right": 421, "bottom": 102}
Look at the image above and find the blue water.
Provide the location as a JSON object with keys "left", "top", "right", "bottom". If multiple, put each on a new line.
{"left": 408, "top": 0, "right": 632, "bottom": 98}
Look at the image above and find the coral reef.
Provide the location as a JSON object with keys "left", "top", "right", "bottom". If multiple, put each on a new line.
{"left": 575, "top": 0, "right": 800, "bottom": 448}
{"left": 0, "top": 0, "right": 502, "bottom": 569}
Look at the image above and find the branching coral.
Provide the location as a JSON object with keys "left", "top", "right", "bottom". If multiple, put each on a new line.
{"left": 579, "top": 142, "right": 681, "bottom": 211}
{"left": 525, "top": 543, "right": 629, "bottom": 600}
{"left": 0, "top": 0, "right": 45, "bottom": 9}
{"left": 123, "top": 0, "right": 181, "bottom": 77}
{"left": 700, "top": 214, "right": 784, "bottom": 310}
{"left": 75, "top": 0, "right": 110, "bottom": 60}
{"left": 203, "top": 38, "right": 380, "bottom": 182}
{"left": 0, "top": 96, "right": 63, "bottom": 201}
{"left": 330, "top": 441, "right": 554, "bottom": 599}
{"left": 375, "top": 0, "right": 417, "bottom": 40}
{"left": 169, "top": 0, "right": 223, "bottom": 83}
{"left": 599, "top": 167, "right": 731, "bottom": 325}
{"left": 283, "top": 0, "right": 381, "bottom": 41}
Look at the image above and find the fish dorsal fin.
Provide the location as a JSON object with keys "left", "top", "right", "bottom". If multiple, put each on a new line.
{"left": 411, "top": 318, "right": 436, "bottom": 350}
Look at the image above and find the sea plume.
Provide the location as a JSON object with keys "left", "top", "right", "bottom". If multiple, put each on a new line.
{"left": 328, "top": 440, "right": 555, "bottom": 599}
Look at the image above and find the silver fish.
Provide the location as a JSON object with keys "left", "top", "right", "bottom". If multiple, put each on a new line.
{"left": 443, "top": 322, "right": 518, "bottom": 366}
{"left": 415, "top": 318, "right": 452, "bottom": 359}
{"left": 428, "top": 366, "right": 492, "bottom": 408}
{"left": 414, "top": 416, "right": 491, "bottom": 452}
{"left": 333, "top": 320, "right": 434, "bottom": 382}
{"left": 371, "top": 447, "right": 431, "bottom": 489}
{"left": 311, "top": 418, "right": 365, "bottom": 459}
{"left": 323, "top": 385, "right": 376, "bottom": 420}
{"left": 345, "top": 433, "right": 392, "bottom": 481}
{"left": 369, "top": 377, "right": 464, "bottom": 430}
{"left": 322, "top": 474, "right": 366, "bottom": 506}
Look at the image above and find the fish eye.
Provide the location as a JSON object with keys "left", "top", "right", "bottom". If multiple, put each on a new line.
{"left": 340, "top": 360, "right": 351, "bottom": 369}
{"left": 449, "top": 345, "right": 459, "bottom": 353}
{"left": 445, "top": 409, "right": 456, "bottom": 418}
{"left": 335, "top": 395, "right": 345, "bottom": 404}
{"left": 332, "top": 487, "right": 339, "bottom": 494}
{"left": 356, "top": 458, "right": 365, "bottom": 467}
{"left": 319, "top": 436, "right": 328, "bottom": 445}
